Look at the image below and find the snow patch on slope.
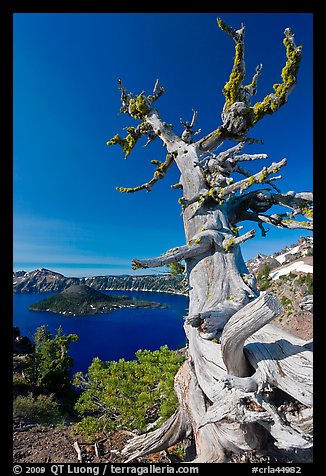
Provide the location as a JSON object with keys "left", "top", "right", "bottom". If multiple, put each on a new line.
{"left": 274, "top": 245, "right": 301, "bottom": 264}
{"left": 270, "top": 260, "right": 313, "bottom": 280}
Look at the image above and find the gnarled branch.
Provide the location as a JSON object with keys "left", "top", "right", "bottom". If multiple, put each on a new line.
{"left": 219, "top": 159, "right": 287, "bottom": 197}
{"left": 239, "top": 211, "right": 313, "bottom": 234}
{"left": 122, "top": 409, "right": 190, "bottom": 462}
{"left": 220, "top": 292, "right": 282, "bottom": 377}
{"left": 222, "top": 229, "right": 256, "bottom": 252}
{"left": 231, "top": 152, "right": 268, "bottom": 163}
{"left": 273, "top": 191, "right": 313, "bottom": 219}
{"left": 131, "top": 232, "right": 214, "bottom": 270}
{"left": 180, "top": 109, "right": 201, "bottom": 144}
{"left": 228, "top": 188, "right": 313, "bottom": 228}
{"left": 197, "top": 23, "right": 302, "bottom": 151}
{"left": 250, "top": 28, "right": 303, "bottom": 126}
{"left": 179, "top": 159, "right": 287, "bottom": 210}
{"left": 116, "top": 152, "right": 175, "bottom": 193}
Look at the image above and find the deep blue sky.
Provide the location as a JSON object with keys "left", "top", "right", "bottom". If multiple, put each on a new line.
{"left": 13, "top": 12, "right": 313, "bottom": 277}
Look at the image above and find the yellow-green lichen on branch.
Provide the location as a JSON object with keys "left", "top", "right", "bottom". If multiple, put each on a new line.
{"left": 230, "top": 226, "right": 241, "bottom": 236}
{"left": 217, "top": 19, "right": 302, "bottom": 135}
{"left": 131, "top": 260, "right": 142, "bottom": 270}
{"left": 250, "top": 31, "right": 302, "bottom": 126}
{"left": 282, "top": 219, "right": 312, "bottom": 228}
{"left": 223, "top": 42, "right": 245, "bottom": 112}
{"left": 128, "top": 94, "right": 151, "bottom": 120}
{"left": 217, "top": 18, "right": 235, "bottom": 36}
{"left": 301, "top": 205, "right": 313, "bottom": 218}
{"left": 116, "top": 185, "right": 144, "bottom": 193}
{"left": 107, "top": 126, "right": 139, "bottom": 159}
{"left": 116, "top": 152, "right": 175, "bottom": 194}
{"left": 211, "top": 337, "right": 220, "bottom": 344}
{"left": 224, "top": 237, "right": 236, "bottom": 252}
{"left": 247, "top": 175, "right": 256, "bottom": 187}
{"left": 258, "top": 167, "right": 269, "bottom": 183}
{"left": 272, "top": 165, "right": 282, "bottom": 174}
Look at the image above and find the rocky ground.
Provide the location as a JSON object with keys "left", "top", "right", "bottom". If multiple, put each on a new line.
{"left": 12, "top": 425, "right": 312, "bottom": 464}
{"left": 261, "top": 261, "right": 313, "bottom": 341}
{"left": 13, "top": 426, "right": 172, "bottom": 464}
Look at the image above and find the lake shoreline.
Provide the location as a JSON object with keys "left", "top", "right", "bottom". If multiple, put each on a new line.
{"left": 14, "top": 287, "right": 188, "bottom": 297}
{"left": 13, "top": 289, "right": 189, "bottom": 374}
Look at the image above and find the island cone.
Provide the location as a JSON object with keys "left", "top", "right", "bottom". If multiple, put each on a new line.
{"left": 29, "top": 284, "right": 164, "bottom": 316}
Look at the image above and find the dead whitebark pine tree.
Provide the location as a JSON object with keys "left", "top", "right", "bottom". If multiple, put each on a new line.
{"left": 106, "top": 18, "right": 313, "bottom": 462}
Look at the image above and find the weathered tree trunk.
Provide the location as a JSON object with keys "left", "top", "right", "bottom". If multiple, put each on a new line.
{"left": 122, "top": 129, "right": 313, "bottom": 463}
{"left": 109, "top": 20, "right": 312, "bottom": 463}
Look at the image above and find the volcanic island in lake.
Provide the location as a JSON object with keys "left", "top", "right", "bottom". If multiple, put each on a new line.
{"left": 29, "top": 284, "right": 166, "bottom": 316}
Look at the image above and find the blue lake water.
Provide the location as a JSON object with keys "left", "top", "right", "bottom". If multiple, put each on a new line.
{"left": 13, "top": 290, "right": 189, "bottom": 374}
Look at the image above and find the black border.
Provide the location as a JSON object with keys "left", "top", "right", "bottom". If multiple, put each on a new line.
{"left": 3, "top": 2, "right": 320, "bottom": 473}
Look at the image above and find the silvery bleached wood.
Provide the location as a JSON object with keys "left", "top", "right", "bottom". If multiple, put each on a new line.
{"left": 107, "top": 18, "right": 312, "bottom": 462}
{"left": 221, "top": 292, "right": 282, "bottom": 377}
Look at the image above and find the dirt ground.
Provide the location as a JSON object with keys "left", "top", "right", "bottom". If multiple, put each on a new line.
{"left": 13, "top": 426, "right": 174, "bottom": 464}
{"left": 12, "top": 425, "right": 312, "bottom": 464}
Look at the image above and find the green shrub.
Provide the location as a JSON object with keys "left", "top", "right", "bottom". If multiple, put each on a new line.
{"left": 258, "top": 280, "right": 270, "bottom": 291}
{"left": 13, "top": 374, "right": 30, "bottom": 396}
{"left": 256, "top": 263, "right": 271, "bottom": 291}
{"left": 296, "top": 274, "right": 313, "bottom": 295}
{"left": 72, "top": 416, "right": 104, "bottom": 441}
{"left": 74, "top": 345, "right": 184, "bottom": 436}
{"left": 166, "top": 261, "right": 185, "bottom": 276}
{"left": 13, "top": 392, "right": 64, "bottom": 426}
{"left": 280, "top": 296, "right": 292, "bottom": 306}
{"left": 25, "top": 325, "right": 78, "bottom": 394}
